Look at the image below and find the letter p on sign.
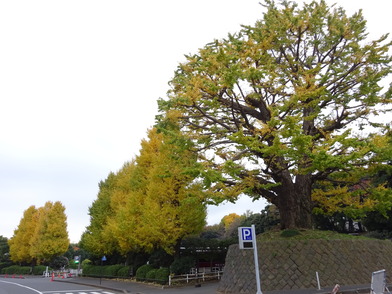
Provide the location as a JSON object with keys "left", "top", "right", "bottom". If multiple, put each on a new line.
{"left": 242, "top": 228, "right": 252, "bottom": 240}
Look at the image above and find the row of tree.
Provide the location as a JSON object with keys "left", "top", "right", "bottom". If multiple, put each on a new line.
{"left": 8, "top": 201, "right": 69, "bottom": 265}
{"left": 80, "top": 128, "right": 207, "bottom": 258}
{"left": 5, "top": 0, "right": 392, "bottom": 269}
{"left": 81, "top": 0, "right": 392, "bottom": 263}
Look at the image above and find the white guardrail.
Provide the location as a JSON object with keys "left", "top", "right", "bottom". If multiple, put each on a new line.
{"left": 168, "top": 271, "right": 224, "bottom": 286}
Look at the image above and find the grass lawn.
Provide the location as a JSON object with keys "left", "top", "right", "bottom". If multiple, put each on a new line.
{"left": 258, "top": 229, "right": 372, "bottom": 241}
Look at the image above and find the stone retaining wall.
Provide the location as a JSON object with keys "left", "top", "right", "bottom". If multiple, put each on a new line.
{"left": 218, "top": 239, "right": 392, "bottom": 293}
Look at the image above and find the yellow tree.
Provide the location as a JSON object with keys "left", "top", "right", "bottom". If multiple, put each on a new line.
{"left": 102, "top": 128, "right": 206, "bottom": 256}
{"left": 8, "top": 206, "right": 38, "bottom": 264}
{"left": 30, "top": 201, "right": 69, "bottom": 263}
{"left": 221, "top": 213, "right": 242, "bottom": 231}
{"left": 102, "top": 161, "right": 143, "bottom": 256}
{"left": 221, "top": 213, "right": 246, "bottom": 238}
{"left": 136, "top": 128, "right": 206, "bottom": 254}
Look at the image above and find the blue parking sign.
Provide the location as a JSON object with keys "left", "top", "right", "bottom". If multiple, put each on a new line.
{"left": 241, "top": 228, "right": 253, "bottom": 241}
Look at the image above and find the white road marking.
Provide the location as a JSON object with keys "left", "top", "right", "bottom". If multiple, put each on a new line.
{"left": 0, "top": 281, "right": 114, "bottom": 294}
{"left": 42, "top": 290, "right": 105, "bottom": 293}
{"left": 0, "top": 280, "right": 43, "bottom": 294}
{"left": 42, "top": 291, "right": 114, "bottom": 294}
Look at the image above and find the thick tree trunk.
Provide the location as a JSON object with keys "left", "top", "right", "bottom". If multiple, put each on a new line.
{"left": 277, "top": 175, "right": 313, "bottom": 229}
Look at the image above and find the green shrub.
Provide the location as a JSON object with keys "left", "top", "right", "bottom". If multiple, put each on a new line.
{"left": 117, "top": 266, "right": 131, "bottom": 278}
{"left": 81, "top": 259, "right": 92, "bottom": 266}
{"left": 170, "top": 257, "right": 195, "bottom": 275}
{"left": 49, "top": 256, "right": 69, "bottom": 270}
{"left": 32, "top": 265, "right": 49, "bottom": 275}
{"left": 0, "top": 262, "right": 12, "bottom": 269}
{"left": 82, "top": 264, "right": 104, "bottom": 277}
{"left": 81, "top": 264, "right": 133, "bottom": 278}
{"left": 155, "top": 267, "right": 169, "bottom": 284}
{"left": 135, "top": 264, "right": 154, "bottom": 280}
{"left": 104, "top": 265, "right": 123, "bottom": 277}
{"left": 145, "top": 268, "right": 158, "bottom": 281}
{"left": 2, "top": 265, "right": 31, "bottom": 275}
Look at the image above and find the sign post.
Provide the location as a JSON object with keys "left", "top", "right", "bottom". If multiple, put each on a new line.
{"left": 238, "top": 225, "right": 262, "bottom": 294}
{"left": 100, "top": 256, "right": 106, "bottom": 285}
{"left": 74, "top": 255, "right": 81, "bottom": 276}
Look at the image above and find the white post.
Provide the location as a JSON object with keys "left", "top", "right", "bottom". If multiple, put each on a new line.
{"left": 252, "top": 224, "right": 262, "bottom": 294}
{"left": 316, "top": 272, "right": 321, "bottom": 290}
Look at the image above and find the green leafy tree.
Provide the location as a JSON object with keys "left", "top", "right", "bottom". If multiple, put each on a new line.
{"left": 81, "top": 172, "right": 119, "bottom": 256}
{"left": 240, "top": 205, "right": 281, "bottom": 234}
{"left": 0, "top": 236, "right": 10, "bottom": 263}
{"left": 362, "top": 139, "right": 392, "bottom": 237}
{"left": 157, "top": 0, "right": 392, "bottom": 229}
{"left": 200, "top": 224, "right": 224, "bottom": 239}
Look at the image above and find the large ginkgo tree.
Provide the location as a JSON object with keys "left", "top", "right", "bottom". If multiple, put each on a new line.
{"left": 157, "top": 0, "right": 392, "bottom": 229}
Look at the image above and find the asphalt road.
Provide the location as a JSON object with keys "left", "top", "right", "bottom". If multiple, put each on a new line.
{"left": 56, "top": 276, "right": 220, "bottom": 294}
{"left": 0, "top": 276, "right": 220, "bottom": 294}
{"left": 0, "top": 277, "right": 120, "bottom": 294}
{"left": 0, "top": 275, "right": 380, "bottom": 294}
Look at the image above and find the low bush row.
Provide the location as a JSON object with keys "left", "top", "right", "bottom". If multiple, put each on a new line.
{"left": 1, "top": 257, "right": 193, "bottom": 285}
{"left": 1, "top": 265, "right": 49, "bottom": 275}
{"left": 135, "top": 264, "right": 169, "bottom": 284}
{"left": 82, "top": 264, "right": 131, "bottom": 278}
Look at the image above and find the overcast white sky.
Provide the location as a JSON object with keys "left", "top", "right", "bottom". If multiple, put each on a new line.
{"left": 0, "top": 1, "right": 390, "bottom": 243}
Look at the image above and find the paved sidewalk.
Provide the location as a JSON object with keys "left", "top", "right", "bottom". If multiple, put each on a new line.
{"left": 54, "top": 276, "right": 376, "bottom": 294}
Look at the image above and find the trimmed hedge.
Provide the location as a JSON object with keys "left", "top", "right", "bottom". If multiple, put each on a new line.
{"left": 105, "top": 265, "right": 124, "bottom": 277}
{"left": 0, "top": 262, "right": 12, "bottom": 271}
{"left": 145, "top": 268, "right": 158, "bottom": 280}
{"left": 1, "top": 265, "right": 31, "bottom": 275}
{"left": 117, "top": 266, "right": 131, "bottom": 277}
{"left": 0, "top": 265, "right": 51, "bottom": 276}
{"left": 135, "top": 264, "right": 154, "bottom": 280}
{"left": 155, "top": 267, "right": 169, "bottom": 284}
{"left": 139, "top": 267, "right": 169, "bottom": 284}
{"left": 81, "top": 264, "right": 131, "bottom": 278}
{"left": 32, "top": 265, "right": 49, "bottom": 275}
{"left": 82, "top": 264, "right": 104, "bottom": 277}
{"left": 77, "top": 263, "right": 168, "bottom": 284}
